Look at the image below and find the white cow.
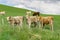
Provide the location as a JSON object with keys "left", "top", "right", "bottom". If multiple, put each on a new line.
{"left": 0, "top": 11, "right": 5, "bottom": 15}
{"left": 26, "top": 15, "right": 38, "bottom": 28}
{"left": 7, "top": 16, "right": 24, "bottom": 27}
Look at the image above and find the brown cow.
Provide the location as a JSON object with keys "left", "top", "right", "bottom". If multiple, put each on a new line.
{"left": 38, "top": 16, "right": 53, "bottom": 31}
{"left": 33, "top": 12, "right": 40, "bottom": 16}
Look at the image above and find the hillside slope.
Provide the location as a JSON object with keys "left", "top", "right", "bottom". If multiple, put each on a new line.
{"left": 0, "top": 4, "right": 27, "bottom": 16}
{"left": 0, "top": 4, "right": 60, "bottom": 40}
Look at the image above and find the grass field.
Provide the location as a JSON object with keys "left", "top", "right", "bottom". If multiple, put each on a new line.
{"left": 0, "top": 4, "right": 60, "bottom": 40}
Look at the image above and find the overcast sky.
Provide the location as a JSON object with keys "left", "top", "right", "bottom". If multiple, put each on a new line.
{"left": 0, "top": 0, "right": 60, "bottom": 15}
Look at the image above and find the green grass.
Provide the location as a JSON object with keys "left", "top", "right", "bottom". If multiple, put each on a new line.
{"left": 0, "top": 4, "right": 60, "bottom": 40}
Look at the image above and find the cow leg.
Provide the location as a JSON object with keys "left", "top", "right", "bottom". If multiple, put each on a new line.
{"left": 41, "top": 22, "right": 44, "bottom": 29}
{"left": 28, "top": 21, "right": 31, "bottom": 29}
{"left": 11, "top": 21, "right": 14, "bottom": 26}
{"left": 43, "top": 23, "right": 45, "bottom": 28}
{"left": 20, "top": 21, "right": 23, "bottom": 28}
{"left": 35, "top": 22, "right": 38, "bottom": 28}
{"left": 51, "top": 23, "right": 53, "bottom": 31}
{"left": 49, "top": 21, "right": 53, "bottom": 31}
{"left": 38, "top": 21, "right": 41, "bottom": 28}
{"left": 29, "top": 23, "right": 31, "bottom": 29}
{"left": 51, "top": 24, "right": 53, "bottom": 31}
{"left": 33, "top": 22, "right": 37, "bottom": 27}
{"left": 38, "top": 22, "right": 43, "bottom": 29}
{"left": 11, "top": 21, "right": 15, "bottom": 30}
{"left": 50, "top": 24, "right": 53, "bottom": 31}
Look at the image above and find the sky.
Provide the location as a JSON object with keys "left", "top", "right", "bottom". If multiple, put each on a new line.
{"left": 0, "top": 0, "right": 60, "bottom": 15}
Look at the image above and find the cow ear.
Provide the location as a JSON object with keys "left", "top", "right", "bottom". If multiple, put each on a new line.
{"left": 9, "top": 16, "right": 12, "bottom": 19}
{"left": 40, "top": 16, "right": 42, "bottom": 19}
{"left": 48, "top": 16, "right": 53, "bottom": 20}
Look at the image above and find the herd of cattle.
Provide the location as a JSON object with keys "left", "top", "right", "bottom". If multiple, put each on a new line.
{"left": 0, "top": 11, "right": 53, "bottom": 31}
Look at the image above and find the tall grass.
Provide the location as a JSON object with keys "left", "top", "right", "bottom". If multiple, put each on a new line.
{"left": 0, "top": 4, "right": 60, "bottom": 40}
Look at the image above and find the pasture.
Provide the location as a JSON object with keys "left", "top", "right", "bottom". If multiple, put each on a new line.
{"left": 0, "top": 4, "right": 60, "bottom": 40}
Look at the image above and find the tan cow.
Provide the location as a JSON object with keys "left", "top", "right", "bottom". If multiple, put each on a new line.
{"left": 26, "top": 10, "right": 31, "bottom": 16}
{"left": 26, "top": 11, "right": 39, "bottom": 28}
{"left": 26, "top": 15, "right": 38, "bottom": 28}
{"left": 7, "top": 16, "right": 24, "bottom": 27}
{"left": 0, "top": 11, "right": 5, "bottom": 24}
{"left": 0, "top": 11, "right": 5, "bottom": 15}
{"left": 38, "top": 16, "right": 53, "bottom": 31}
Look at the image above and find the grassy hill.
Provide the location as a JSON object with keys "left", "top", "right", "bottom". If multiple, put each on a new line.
{"left": 0, "top": 4, "right": 27, "bottom": 16}
{"left": 0, "top": 4, "right": 60, "bottom": 40}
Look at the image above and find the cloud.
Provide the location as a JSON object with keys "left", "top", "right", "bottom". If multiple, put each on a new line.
{"left": 1, "top": 0, "right": 60, "bottom": 15}
{"left": 14, "top": 4, "right": 38, "bottom": 11}
{"left": 6, "top": 0, "right": 32, "bottom": 5}
{"left": 22, "top": 1, "right": 60, "bottom": 14}
{"left": 14, "top": 4, "right": 26, "bottom": 8}
{"left": 6, "top": 0, "right": 60, "bottom": 5}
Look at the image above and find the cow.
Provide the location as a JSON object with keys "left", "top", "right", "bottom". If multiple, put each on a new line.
{"left": 25, "top": 11, "right": 39, "bottom": 28}
{"left": 0, "top": 11, "right": 5, "bottom": 15}
{"left": 0, "top": 11, "right": 6, "bottom": 24}
{"left": 33, "top": 12, "right": 40, "bottom": 16}
{"left": 25, "top": 14, "right": 38, "bottom": 28}
{"left": 7, "top": 16, "right": 24, "bottom": 27}
{"left": 26, "top": 10, "right": 31, "bottom": 16}
{"left": 38, "top": 16, "right": 53, "bottom": 31}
